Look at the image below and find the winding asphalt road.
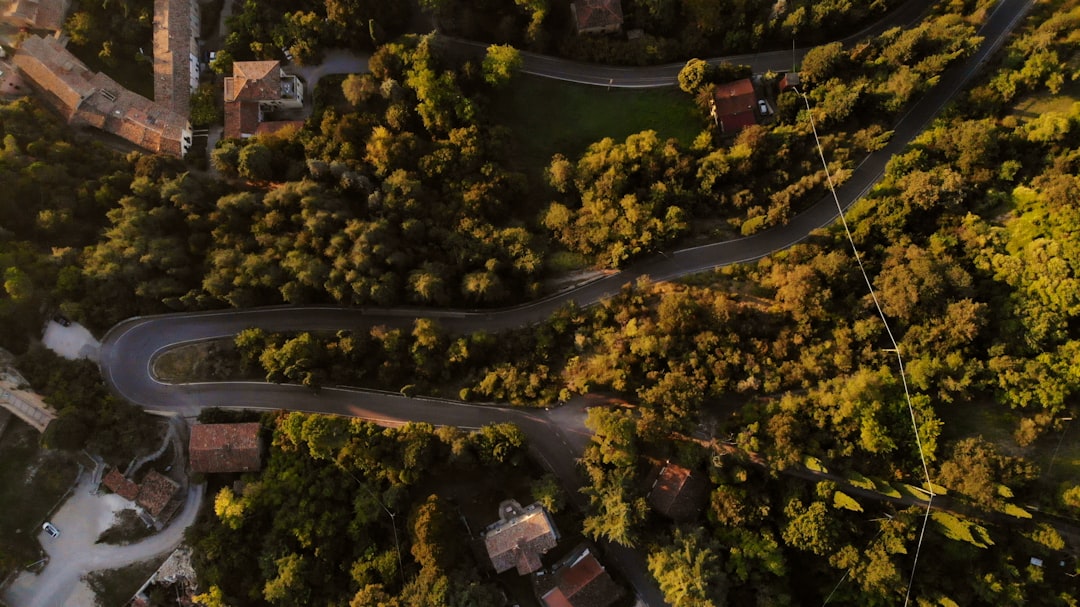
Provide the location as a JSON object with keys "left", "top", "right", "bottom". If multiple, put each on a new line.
{"left": 436, "top": 0, "right": 936, "bottom": 87}
{"left": 96, "top": 1, "right": 1034, "bottom": 604}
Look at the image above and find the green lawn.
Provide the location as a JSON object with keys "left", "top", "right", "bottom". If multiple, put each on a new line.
{"left": 491, "top": 75, "right": 705, "bottom": 173}
{"left": 0, "top": 419, "right": 79, "bottom": 577}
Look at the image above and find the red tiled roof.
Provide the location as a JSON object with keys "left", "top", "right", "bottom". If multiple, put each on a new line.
{"left": 13, "top": 35, "right": 96, "bottom": 119}
{"left": 484, "top": 501, "right": 559, "bottom": 575}
{"left": 572, "top": 0, "right": 623, "bottom": 32}
{"left": 103, "top": 468, "right": 139, "bottom": 501}
{"left": 538, "top": 546, "right": 623, "bottom": 607}
{"left": 189, "top": 423, "right": 263, "bottom": 473}
{"left": 224, "top": 61, "right": 281, "bottom": 102}
{"left": 647, "top": 463, "right": 707, "bottom": 520}
{"left": 713, "top": 78, "right": 757, "bottom": 133}
{"left": 224, "top": 100, "right": 260, "bottom": 139}
{"left": 153, "top": 0, "right": 197, "bottom": 117}
{"left": 15, "top": 35, "right": 190, "bottom": 156}
{"left": 136, "top": 470, "right": 179, "bottom": 518}
{"left": 2, "top": 0, "right": 70, "bottom": 30}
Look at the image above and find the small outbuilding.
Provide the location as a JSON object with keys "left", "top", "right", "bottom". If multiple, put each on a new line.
{"left": 647, "top": 462, "right": 708, "bottom": 520}
{"left": 103, "top": 468, "right": 139, "bottom": 501}
{"left": 135, "top": 470, "right": 180, "bottom": 519}
{"left": 570, "top": 0, "right": 623, "bottom": 35}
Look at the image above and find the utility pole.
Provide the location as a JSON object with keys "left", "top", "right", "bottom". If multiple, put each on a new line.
{"left": 792, "top": 37, "right": 796, "bottom": 73}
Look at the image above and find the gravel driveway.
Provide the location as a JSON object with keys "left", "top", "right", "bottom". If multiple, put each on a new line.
{"left": 2, "top": 476, "right": 204, "bottom": 607}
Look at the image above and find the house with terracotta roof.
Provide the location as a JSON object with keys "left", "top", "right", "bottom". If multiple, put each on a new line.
{"left": 152, "top": 0, "right": 200, "bottom": 118}
{"left": 483, "top": 500, "right": 560, "bottom": 575}
{"left": 189, "top": 422, "right": 263, "bottom": 474}
{"left": 223, "top": 60, "right": 303, "bottom": 139}
{"left": 103, "top": 468, "right": 139, "bottom": 501}
{"left": 570, "top": 0, "right": 623, "bottom": 35}
{"left": 535, "top": 544, "right": 624, "bottom": 607}
{"left": 2, "top": 0, "right": 70, "bottom": 31}
{"left": 135, "top": 470, "right": 180, "bottom": 518}
{"left": 710, "top": 78, "right": 758, "bottom": 134}
{"left": 14, "top": 34, "right": 192, "bottom": 156}
{"left": 647, "top": 462, "right": 708, "bottom": 520}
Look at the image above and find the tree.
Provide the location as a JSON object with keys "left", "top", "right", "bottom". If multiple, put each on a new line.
{"left": 190, "top": 83, "right": 222, "bottom": 127}
{"left": 800, "top": 42, "right": 845, "bottom": 85}
{"left": 482, "top": 44, "right": 523, "bottom": 87}
{"left": 210, "top": 49, "right": 234, "bottom": 75}
{"left": 678, "top": 58, "right": 713, "bottom": 94}
{"left": 531, "top": 474, "right": 566, "bottom": 513}
{"left": 781, "top": 499, "right": 837, "bottom": 556}
{"left": 648, "top": 528, "right": 729, "bottom": 607}
{"left": 238, "top": 143, "right": 273, "bottom": 181}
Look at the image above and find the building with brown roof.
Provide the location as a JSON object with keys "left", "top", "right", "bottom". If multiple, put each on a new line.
{"left": 189, "top": 422, "right": 263, "bottom": 474}
{"left": 2, "top": 0, "right": 70, "bottom": 31}
{"left": 711, "top": 78, "right": 758, "bottom": 134}
{"left": 535, "top": 544, "right": 623, "bottom": 607}
{"left": 103, "top": 468, "right": 139, "bottom": 501}
{"left": 136, "top": 470, "right": 180, "bottom": 518}
{"left": 483, "top": 500, "right": 560, "bottom": 575}
{"left": 223, "top": 60, "right": 303, "bottom": 139}
{"left": 153, "top": 0, "right": 200, "bottom": 118}
{"left": 779, "top": 72, "right": 801, "bottom": 92}
{"left": 647, "top": 462, "right": 708, "bottom": 520}
{"left": 14, "top": 35, "right": 192, "bottom": 156}
{"left": 570, "top": 0, "right": 623, "bottom": 35}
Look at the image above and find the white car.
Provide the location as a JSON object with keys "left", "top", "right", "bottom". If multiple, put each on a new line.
{"left": 758, "top": 99, "right": 769, "bottom": 115}
{"left": 42, "top": 522, "right": 60, "bottom": 538}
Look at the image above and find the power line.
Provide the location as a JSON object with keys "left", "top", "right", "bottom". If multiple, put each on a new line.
{"left": 794, "top": 88, "right": 935, "bottom": 607}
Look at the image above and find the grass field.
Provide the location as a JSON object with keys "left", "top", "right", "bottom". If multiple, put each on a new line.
{"left": 936, "top": 399, "right": 1080, "bottom": 492}
{"left": 0, "top": 420, "right": 79, "bottom": 578}
{"left": 491, "top": 75, "right": 704, "bottom": 173}
{"left": 1011, "top": 77, "right": 1080, "bottom": 118}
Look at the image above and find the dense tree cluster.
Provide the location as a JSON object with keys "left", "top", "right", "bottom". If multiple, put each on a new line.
{"left": 16, "top": 347, "right": 160, "bottom": 463}
{"left": 205, "top": 36, "right": 543, "bottom": 307}
{"left": 189, "top": 413, "right": 535, "bottom": 607}
{"left": 219, "top": 0, "right": 410, "bottom": 66}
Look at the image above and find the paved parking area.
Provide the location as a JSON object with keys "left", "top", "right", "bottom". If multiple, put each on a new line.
{"left": 2, "top": 472, "right": 204, "bottom": 607}
{"left": 4, "top": 473, "right": 129, "bottom": 606}
{"left": 42, "top": 320, "right": 100, "bottom": 362}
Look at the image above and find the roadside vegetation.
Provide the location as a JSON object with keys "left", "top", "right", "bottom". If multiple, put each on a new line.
{"left": 0, "top": 419, "right": 79, "bottom": 580}
{"left": 186, "top": 412, "right": 562, "bottom": 607}
{"left": 422, "top": 0, "right": 905, "bottom": 65}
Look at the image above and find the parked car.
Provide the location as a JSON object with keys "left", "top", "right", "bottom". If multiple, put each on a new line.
{"left": 53, "top": 314, "right": 71, "bottom": 327}
{"left": 758, "top": 99, "right": 769, "bottom": 115}
{"left": 42, "top": 522, "right": 59, "bottom": 538}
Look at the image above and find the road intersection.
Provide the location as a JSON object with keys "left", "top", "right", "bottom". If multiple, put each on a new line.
{"left": 95, "top": 1, "right": 1034, "bottom": 604}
